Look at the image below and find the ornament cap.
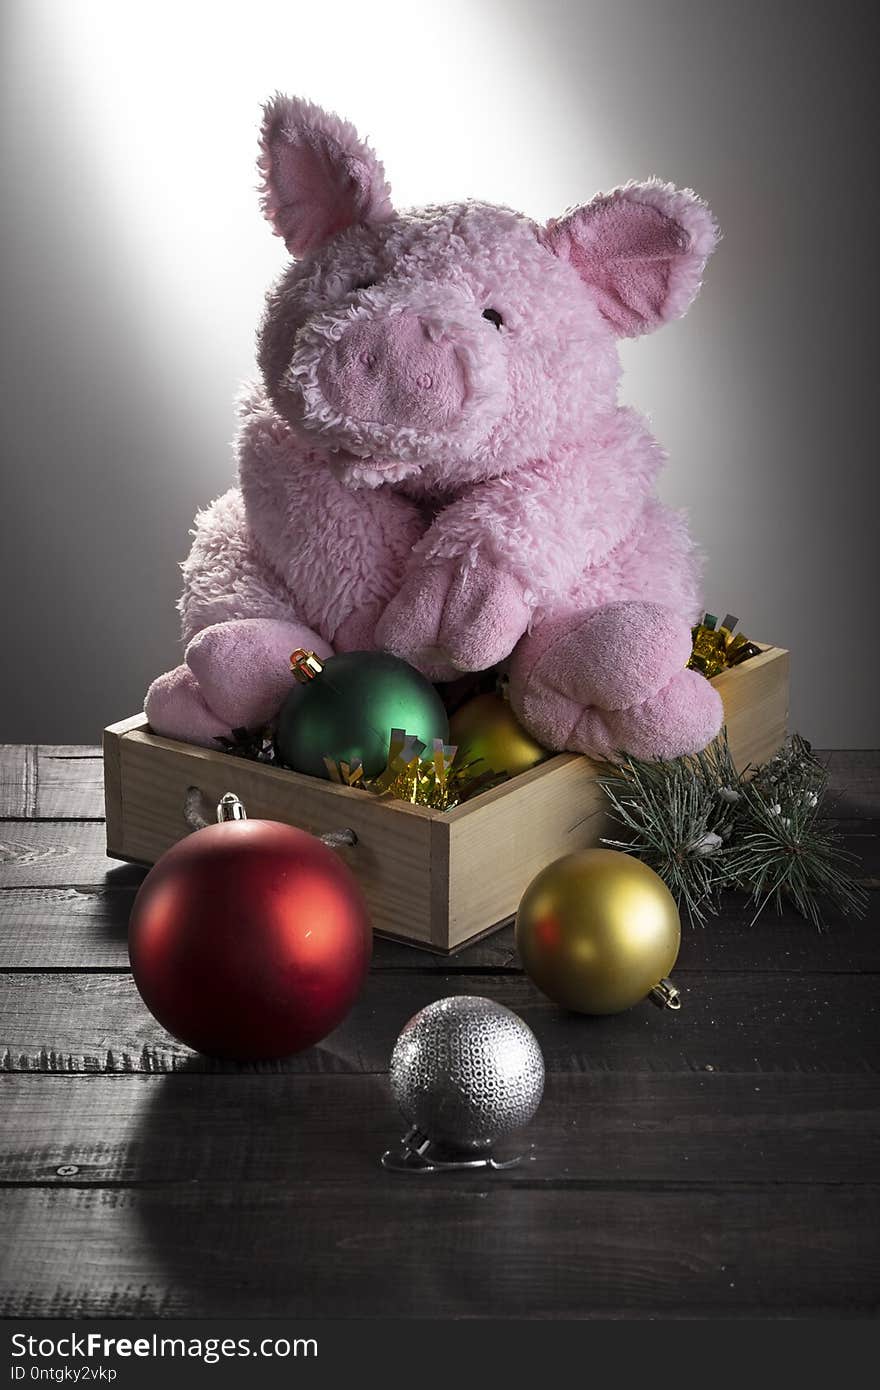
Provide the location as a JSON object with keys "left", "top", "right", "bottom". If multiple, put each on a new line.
{"left": 217, "top": 792, "right": 247, "bottom": 823}
{"left": 380, "top": 1129, "right": 525, "bottom": 1174}
{"left": 290, "top": 649, "right": 325, "bottom": 683}
{"left": 648, "top": 978, "right": 681, "bottom": 1011}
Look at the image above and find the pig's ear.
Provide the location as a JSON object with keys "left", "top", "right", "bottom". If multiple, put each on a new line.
{"left": 258, "top": 94, "right": 394, "bottom": 257}
{"left": 543, "top": 180, "right": 718, "bottom": 337}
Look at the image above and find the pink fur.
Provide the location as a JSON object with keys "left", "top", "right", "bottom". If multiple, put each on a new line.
{"left": 259, "top": 95, "right": 394, "bottom": 257}
{"left": 186, "top": 618, "right": 333, "bottom": 729}
{"left": 146, "top": 97, "right": 722, "bottom": 762}
{"left": 543, "top": 181, "right": 719, "bottom": 336}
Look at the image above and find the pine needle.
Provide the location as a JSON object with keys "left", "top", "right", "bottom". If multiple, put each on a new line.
{"left": 598, "top": 730, "right": 867, "bottom": 926}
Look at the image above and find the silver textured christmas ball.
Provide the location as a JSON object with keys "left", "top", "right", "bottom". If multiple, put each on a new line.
{"left": 389, "top": 996, "right": 545, "bottom": 1152}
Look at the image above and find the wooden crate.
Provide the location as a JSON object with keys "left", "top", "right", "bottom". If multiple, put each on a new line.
{"left": 104, "top": 645, "right": 789, "bottom": 953}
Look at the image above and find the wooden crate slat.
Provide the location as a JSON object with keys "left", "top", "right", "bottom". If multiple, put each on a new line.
{"left": 447, "top": 765, "right": 610, "bottom": 950}
{"left": 713, "top": 646, "right": 790, "bottom": 769}
{"left": 1, "top": 1183, "right": 876, "bottom": 1318}
{"left": 2, "top": 1071, "right": 878, "bottom": 1187}
{"left": 113, "top": 727, "right": 439, "bottom": 946}
{"left": 2, "top": 970, "right": 877, "bottom": 1076}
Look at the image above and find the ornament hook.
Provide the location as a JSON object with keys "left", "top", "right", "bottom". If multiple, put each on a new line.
{"left": 648, "top": 978, "right": 681, "bottom": 1010}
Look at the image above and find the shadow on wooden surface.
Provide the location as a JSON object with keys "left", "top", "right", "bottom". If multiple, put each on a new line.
{"left": 1, "top": 743, "right": 878, "bottom": 1319}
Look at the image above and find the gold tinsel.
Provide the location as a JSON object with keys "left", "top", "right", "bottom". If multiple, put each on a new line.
{"left": 323, "top": 728, "right": 501, "bottom": 811}
{"left": 322, "top": 616, "right": 759, "bottom": 807}
{"left": 688, "top": 612, "right": 762, "bottom": 680}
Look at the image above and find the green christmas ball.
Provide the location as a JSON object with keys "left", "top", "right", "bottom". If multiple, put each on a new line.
{"left": 276, "top": 650, "right": 450, "bottom": 781}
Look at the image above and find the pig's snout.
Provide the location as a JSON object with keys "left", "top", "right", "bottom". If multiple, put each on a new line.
{"left": 288, "top": 292, "right": 508, "bottom": 467}
{"left": 316, "top": 311, "right": 466, "bottom": 431}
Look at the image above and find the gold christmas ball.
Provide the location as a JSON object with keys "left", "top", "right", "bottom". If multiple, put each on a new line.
{"left": 515, "top": 849, "right": 681, "bottom": 1015}
{"left": 449, "top": 693, "right": 547, "bottom": 779}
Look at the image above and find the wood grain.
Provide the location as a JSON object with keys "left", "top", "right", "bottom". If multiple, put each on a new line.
{"left": 2, "top": 969, "right": 877, "bottom": 1076}
{"left": 823, "top": 750, "right": 880, "bottom": 819}
{"left": 2, "top": 1072, "right": 878, "bottom": 1187}
{"left": 113, "top": 726, "right": 441, "bottom": 947}
{"left": 0, "top": 745, "right": 37, "bottom": 818}
{"left": 447, "top": 776, "right": 610, "bottom": 950}
{"left": 0, "top": 821, "right": 144, "bottom": 888}
{"left": 712, "top": 645, "right": 790, "bottom": 769}
{"left": 1, "top": 884, "right": 877, "bottom": 972}
{"left": 1, "top": 742, "right": 877, "bottom": 1322}
{"left": 1, "top": 1184, "right": 876, "bottom": 1318}
{"left": 0, "top": 746, "right": 104, "bottom": 820}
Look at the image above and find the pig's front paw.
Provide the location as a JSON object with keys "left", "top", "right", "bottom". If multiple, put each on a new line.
{"left": 332, "top": 599, "right": 386, "bottom": 654}
{"left": 185, "top": 618, "right": 332, "bottom": 728}
{"left": 375, "top": 556, "right": 530, "bottom": 681}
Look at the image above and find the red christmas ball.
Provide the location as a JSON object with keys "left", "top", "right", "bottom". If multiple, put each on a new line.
{"left": 129, "top": 814, "right": 371, "bottom": 1060}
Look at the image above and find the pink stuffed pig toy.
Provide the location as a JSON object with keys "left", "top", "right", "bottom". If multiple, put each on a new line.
{"left": 146, "top": 95, "right": 723, "bottom": 761}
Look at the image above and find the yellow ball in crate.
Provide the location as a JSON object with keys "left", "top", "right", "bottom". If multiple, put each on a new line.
{"left": 449, "top": 693, "right": 547, "bottom": 779}
{"left": 516, "top": 849, "right": 681, "bottom": 1015}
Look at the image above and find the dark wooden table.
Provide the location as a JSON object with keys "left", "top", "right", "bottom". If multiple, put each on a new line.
{"left": 0, "top": 745, "right": 878, "bottom": 1319}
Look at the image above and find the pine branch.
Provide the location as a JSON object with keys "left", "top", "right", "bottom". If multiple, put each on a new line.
{"left": 725, "top": 749, "right": 867, "bottom": 925}
{"left": 598, "top": 748, "right": 731, "bottom": 922}
{"left": 599, "top": 730, "right": 867, "bottom": 926}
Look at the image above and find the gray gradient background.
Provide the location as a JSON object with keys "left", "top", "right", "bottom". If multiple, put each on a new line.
{"left": 2, "top": 0, "right": 877, "bottom": 745}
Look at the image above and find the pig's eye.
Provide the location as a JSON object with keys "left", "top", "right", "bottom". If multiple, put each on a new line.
{"left": 482, "top": 308, "right": 504, "bottom": 329}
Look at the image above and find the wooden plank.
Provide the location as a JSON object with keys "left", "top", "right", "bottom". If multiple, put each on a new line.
{"left": 428, "top": 814, "right": 451, "bottom": 949}
{"left": 1, "top": 883, "right": 877, "bottom": 972}
{"left": 39, "top": 747, "right": 102, "bottom": 757}
{"left": 447, "top": 763, "right": 610, "bottom": 950}
{"left": 0, "top": 1183, "right": 876, "bottom": 1318}
{"left": 0, "top": 822, "right": 144, "bottom": 889}
{"left": 0, "top": 884, "right": 517, "bottom": 971}
{"left": 0, "top": 887, "right": 135, "bottom": 968}
{"left": 2, "top": 970, "right": 877, "bottom": 1075}
{"left": 0, "top": 747, "right": 105, "bottom": 820}
{"left": 713, "top": 646, "right": 789, "bottom": 769}
{"left": 32, "top": 749, "right": 104, "bottom": 819}
{"left": 0, "top": 746, "right": 37, "bottom": 818}
{"left": 103, "top": 719, "right": 137, "bottom": 857}
{"left": 821, "top": 750, "right": 880, "bottom": 820}
{"left": 674, "top": 899, "right": 880, "bottom": 971}
{"left": 0, "top": 811, "right": 876, "bottom": 963}
{"left": 2, "top": 1072, "right": 877, "bottom": 1187}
